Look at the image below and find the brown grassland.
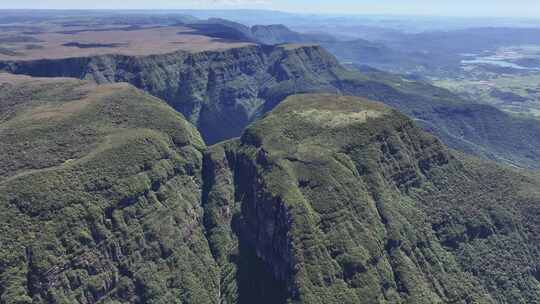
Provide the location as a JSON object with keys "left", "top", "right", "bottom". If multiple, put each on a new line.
{"left": 0, "top": 25, "right": 252, "bottom": 60}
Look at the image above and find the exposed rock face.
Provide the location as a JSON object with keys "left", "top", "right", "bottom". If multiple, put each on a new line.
{"left": 2, "top": 44, "right": 540, "bottom": 169}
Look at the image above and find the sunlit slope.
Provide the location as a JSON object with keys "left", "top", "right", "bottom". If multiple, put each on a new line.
{"left": 3, "top": 44, "right": 540, "bottom": 170}
{"left": 0, "top": 75, "right": 217, "bottom": 303}
{"left": 205, "top": 94, "right": 540, "bottom": 303}
{"left": 2, "top": 75, "right": 540, "bottom": 303}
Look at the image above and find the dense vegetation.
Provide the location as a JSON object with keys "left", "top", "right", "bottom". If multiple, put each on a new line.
{"left": 2, "top": 78, "right": 540, "bottom": 303}
{"left": 0, "top": 76, "right": 216, "bottom": 303}
{"left": 2, "top": 42, "right": 540, "bottom": 170}
{"left": 3, "top": 13, "right": 540, "bottom": 303}
{"left": 205, "top": 94, "right": 540, "bottom": 303}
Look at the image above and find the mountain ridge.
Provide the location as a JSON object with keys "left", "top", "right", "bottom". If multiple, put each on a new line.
{"left": 2, "top": 76, "right": 540, "bottom": 302}
{"left": 1, "top": 42, "right": 540, "bottom": 171}
{"left": 204, "top": 93, "right": 540, "bottom": 303}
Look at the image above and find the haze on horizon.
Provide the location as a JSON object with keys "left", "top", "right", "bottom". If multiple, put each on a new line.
{"left": 1, "top": 0, "right": 540, "bottom": 18}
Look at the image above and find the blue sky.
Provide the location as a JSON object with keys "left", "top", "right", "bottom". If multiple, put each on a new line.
{"left": 2, "top": 0, "right": 540, "bottom": 18}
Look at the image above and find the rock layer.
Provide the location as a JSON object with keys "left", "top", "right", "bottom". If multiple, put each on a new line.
{"left": 0, "top": 76, "right": 217, "bottom": 303}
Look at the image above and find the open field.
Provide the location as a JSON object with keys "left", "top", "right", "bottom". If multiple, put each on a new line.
{"left": 0, "top": 23, "right": 252, "bottom": 60}
{"left": 0, "top": 71, "right": 97, "bottom": 86}
{"left": 428, "top": 44, "right": 540, "bottom": 120}
{"left": 434, "top": 72, "right": 540, "bottom": 119}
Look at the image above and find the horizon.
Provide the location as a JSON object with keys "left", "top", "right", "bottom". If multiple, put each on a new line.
{"left": 0, "top": 8, "right": 539, "bottom": 21}
{"left": 1, "top": 1, "right": 540, "bottom": 19}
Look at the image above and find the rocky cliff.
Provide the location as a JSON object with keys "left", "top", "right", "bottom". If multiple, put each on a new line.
{"left": 2, "top": 78, "right": 540, "bottom": 303}
{"left": 2, "top": 44, "right": 540, "bottom": 170}
{"left": 0, "top": 75, "right": 218, "bottom": 303}
{"left": 0, "top": 45, "right": 342, "bottom": 145}
{"left": 204, "top": 94, "right": 540, "bottom": 303}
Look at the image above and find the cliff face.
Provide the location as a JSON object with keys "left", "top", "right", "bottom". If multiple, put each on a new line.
{"left": 203, "top": 94, "right": 540, "bottom": 303}
{"left": 2, "top": 44, "right": 540, "bottom": 169}
{"left": 2, "top": 80, "right": 540, "bottom": 304}
{"left": 0, "top": 45, "right": 343, "bottom": 145}
{"left": 0, "top": 76, "right": 219, "bottom": 304}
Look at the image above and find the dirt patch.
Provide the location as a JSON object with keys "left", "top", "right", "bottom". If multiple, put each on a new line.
{"left": 294, "top": 109, "right": 383, "bottom": 128}
{"left": 0, "top": 72, "right": 92, "bottom": 85}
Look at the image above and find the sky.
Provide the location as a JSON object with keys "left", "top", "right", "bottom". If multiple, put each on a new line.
{"left": 1, "top": 0, "right": 540, "bottom": 18}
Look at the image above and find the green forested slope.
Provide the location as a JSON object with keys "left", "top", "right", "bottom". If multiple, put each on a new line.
{"left": 204, "top": 94, "right": 540, "bottom": 303}
{"left": 3, "top": 44, "right": 540, "bottom": 170}
{"left": 2, "top": 76, "right": 540, "bottom": 303}
{"left": 0, "top": 75, "right": 218, "bottom": 303}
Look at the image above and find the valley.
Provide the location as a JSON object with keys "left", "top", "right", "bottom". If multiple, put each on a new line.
{"left": 434, "top": 45, "right": 540, "bottom": 119}
{"left": 2, "top": 75, "right": 540, "bottom": 302}
{"left": 1, "top": 9, "right": 540, "bottom": 304}
{"left": 2, "top": 15, "right": 540, "bottom": 170}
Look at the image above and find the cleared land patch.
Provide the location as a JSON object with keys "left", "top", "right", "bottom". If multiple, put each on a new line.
{"left": 293, "top": 109, "right": 382, "bottom": 127}
{"left": 434, "top": 73, "right": 540, "bottom": 119}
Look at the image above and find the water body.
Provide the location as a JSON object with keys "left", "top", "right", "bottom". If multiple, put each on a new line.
{"left": 461, "top": 58, "right": 535, "bottom": 70}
